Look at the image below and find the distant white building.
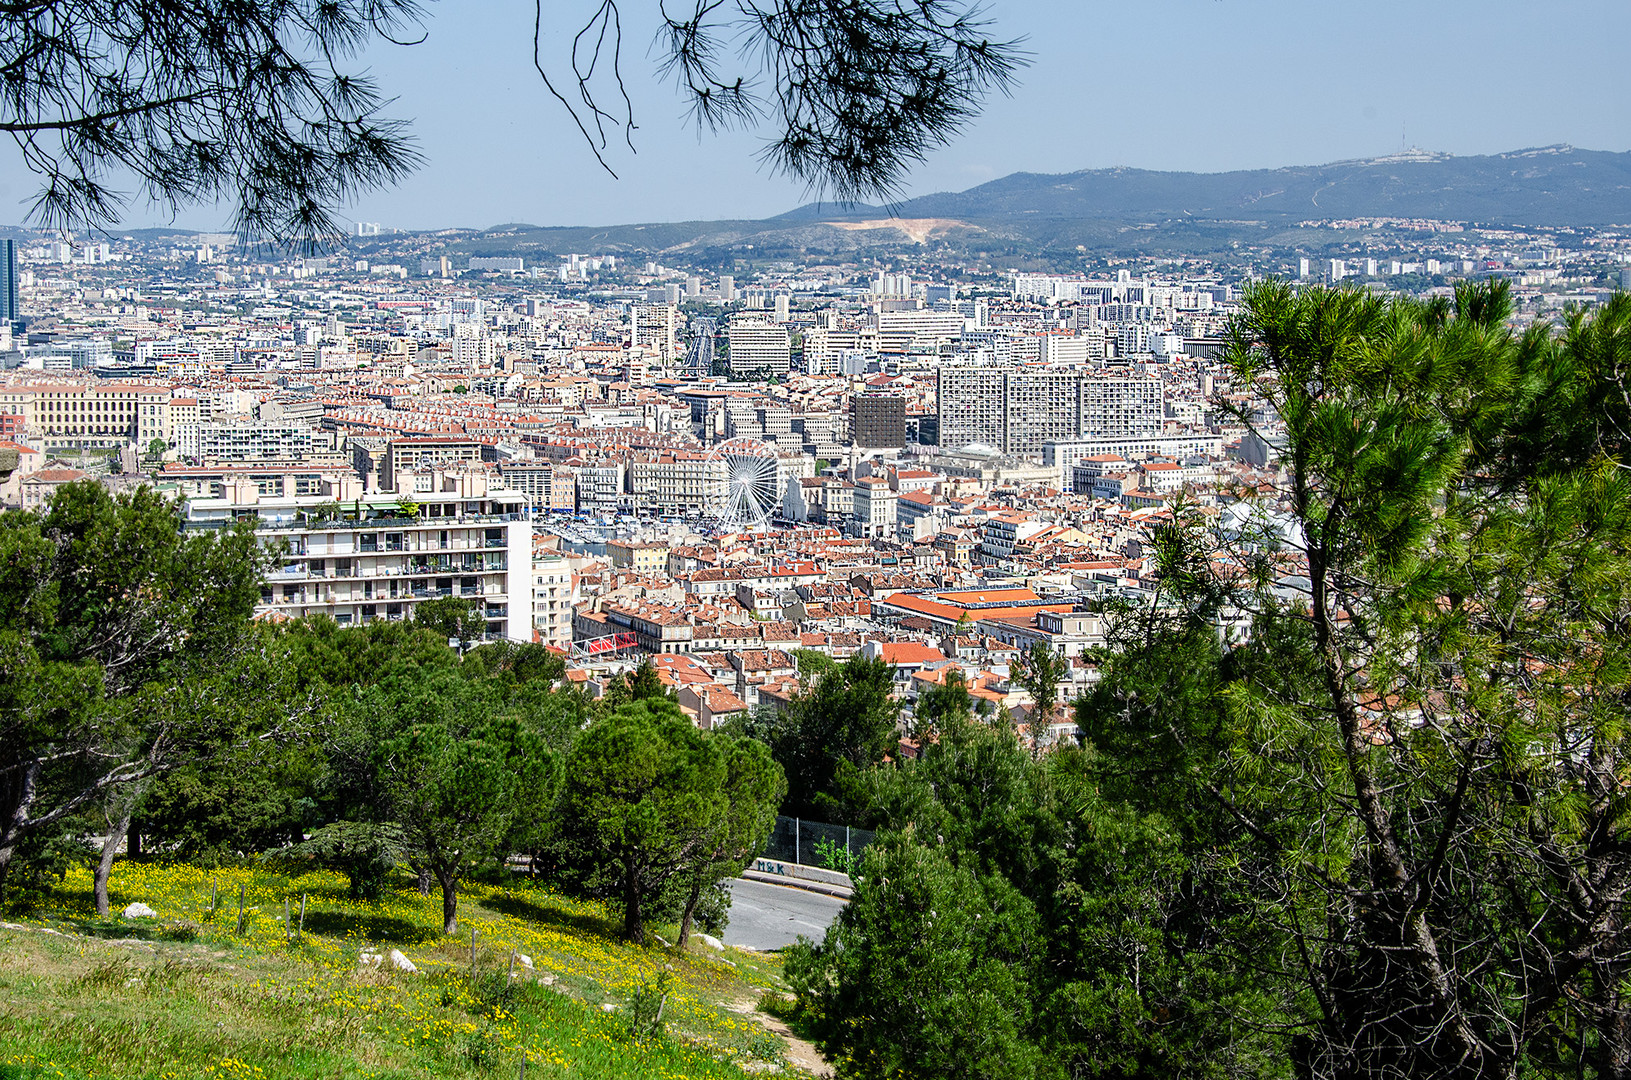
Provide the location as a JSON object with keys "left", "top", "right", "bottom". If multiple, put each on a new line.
{"left": 726, "top": 320, "right": 791, "bottom": 377}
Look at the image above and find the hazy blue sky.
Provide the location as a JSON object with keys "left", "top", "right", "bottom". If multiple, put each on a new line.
{"left": 3, "top": 0, "right": 1627, "bottom": 232}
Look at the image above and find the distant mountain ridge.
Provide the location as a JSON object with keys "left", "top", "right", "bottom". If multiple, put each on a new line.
{"left": 395, "top": 144, "right": 1631, "bottom": 264}
{"left": 779, "top": 145, "right": 1631, "bottom": 227}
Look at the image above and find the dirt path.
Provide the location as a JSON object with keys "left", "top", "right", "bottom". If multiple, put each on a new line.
{"left": 727, "top": 991, "right": 832, "bottom": 1078}
{"left": 754, "top": 1008, "right": 833, "bottom": 1077}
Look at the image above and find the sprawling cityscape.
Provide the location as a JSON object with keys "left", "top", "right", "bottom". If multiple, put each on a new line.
{"left": 3, "top": 214, "right": 1628, "bottom": 740}
{"left": 6, "top": 0, "right": 1631, "bottom": 1073}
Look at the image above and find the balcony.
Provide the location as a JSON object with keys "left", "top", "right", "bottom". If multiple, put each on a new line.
{"left": 259, "top": 511, "right": 527, "bottom": 533}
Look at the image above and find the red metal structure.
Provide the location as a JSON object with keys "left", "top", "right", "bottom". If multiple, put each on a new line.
{"left": 572, "top": 631, "right": 639, "bottom": 658}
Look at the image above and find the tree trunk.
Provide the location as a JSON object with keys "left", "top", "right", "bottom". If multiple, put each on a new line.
{"left": 412, "top": 861, "right": 431, "bottom": 896}
{"left": 0, "top": 759, "right": 43, "bottom": 895}
{"left": 437, "top": 867, "right": 458, "bottom": 935}
{"left": 623, "top": 866, "right": 644, "bottom": 944}
{"left": 1305, "top": 540, "right": 1489, "bottom": 1070}
{"left": 95, "top": 809, "right": 133, "bottom": 918}
{"left": 1598, "top": 1002, "right": 1631, "bottom": 1080}
{"left": 678, "top": 876, "right": 703, "bottom": 950}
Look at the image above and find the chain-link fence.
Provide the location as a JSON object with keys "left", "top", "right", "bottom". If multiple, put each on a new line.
{"left": 762, "top": 815, "right": 876, "bottom": 870}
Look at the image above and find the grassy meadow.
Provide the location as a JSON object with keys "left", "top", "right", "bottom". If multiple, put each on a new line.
{"left": 0, "top": 860, "right": 812, "bottom": 1080}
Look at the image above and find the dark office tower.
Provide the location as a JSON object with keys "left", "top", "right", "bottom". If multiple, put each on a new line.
{"left": 0, "top": 239, "right": 17, "bottom": 324}
{"left": 853, "top": 395, "right": 907, "bottom": 449}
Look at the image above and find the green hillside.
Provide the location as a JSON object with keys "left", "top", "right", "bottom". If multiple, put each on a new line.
{"left": 0, "top": 861, "right": 811, "bottom": 1080}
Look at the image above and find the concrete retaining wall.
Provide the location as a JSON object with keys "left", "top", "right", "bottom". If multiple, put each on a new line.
{"left": 751, "top": 857, "right": 853, "bottom": 890}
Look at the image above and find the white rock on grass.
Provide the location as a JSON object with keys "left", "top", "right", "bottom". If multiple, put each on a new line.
{"left": 358, "top": 950, "right": 383, "bottom": 969}
{"left": 699, "top": 933, "right": 725, "bottom": 951}
{"left": 600, "top": 1002, "right": 618, "bottom": 1012}
{"left": 388, "top": 949, "right": 417, "bottom": 973}
{"left": 516, "top": 953, "right": 534, "bottom": 969}
{"left": 121, "top": 902, "right": 157, "bottom": 919}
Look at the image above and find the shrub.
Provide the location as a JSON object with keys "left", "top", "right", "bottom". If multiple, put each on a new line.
{"left": 811, "top": 837, "right": 858, "bottom": 876}
{"left": 627, "top": 971, "right": 672, "bottom": 1042}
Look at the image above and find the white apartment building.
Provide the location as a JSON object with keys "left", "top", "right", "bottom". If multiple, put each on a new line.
{"left": 1079, "top": 377, "right": 1164, "bottom": 439}
{"left": 575, "top": 462, "right": 625, "bottom": 512}
{"left": 451, "top": 326, "right": 495, "bottom": 367}
{"left": 183, "top": 469, "right": 533, "bottom": 641}
{"left": 1118, "top": 324, "right": 1151, "bottom": 356}
{"left": 1039, "top": 333, "right": 1097, "bottom": 365}
{"left": 849, "top": 476, "right": 897, "bottom": 539}
{"left": 633, "top": 303, "right": 679, "bottom": 362}
{"left": 936, "top": 366, "right": 1007, "bottom": 451}
{"left": 1005, "top": 370, "right": 1084, "bottom": 457}
{"left": 198, "top": 418, "right": 316, "bottom": 461}
{"left": 165, "top": 397, "right": 202, "bottom": 457}
{"left": 938, "top": 368, "right": 1165, "bottom": 458}
{"left": 802, "top": 327, "right": 882, "bottom": 373}
{"left": 871, "top": 309, "right": 967, "bottom": 353}
{"left": 533, "top": 550, "right": 577, "bottom": 649}
{"left": 726, "top": 320, "right": 791, "bottom": 377}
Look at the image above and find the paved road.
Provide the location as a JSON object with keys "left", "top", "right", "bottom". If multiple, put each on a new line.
{"left": 724, "top": 877, "right": 847, "bottom": 951}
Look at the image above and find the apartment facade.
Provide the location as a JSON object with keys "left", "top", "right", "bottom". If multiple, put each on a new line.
{"left": 1004, "top": 371, "right": 1084, "bottom": 457}
{"left": 633, "top": 303, "right": 679, "bottom": 362}
{"left": 935, "top": 366, "right": 1007, "bottom": 451}
{"left": 627, "top": 450, "right": 713, "bottom": 515}
{"left": 499, "top": 461, "right": 575, "bottom": 512}
{"left": 198, "top": 418, "right": 316, "bottom": 461}
{"left": 183, "top": 470, "right": 533, "bottom": 641}
{"left": 0, "top": 382, "right": 167, "bottom": 449}
{"left": 937, "top": 368, "right": 1165, "bottom": 458}
{"left": 850, "top": 476, "right": 897, "bottom": 539}
{"left": 382, "top": 437, "right": 490, "bottom": 491}
{"left": 533, "top": 550, "right": 577, "bottom": 649}
{"left": 725, "top": 320, "right": 791, "bottom": 377}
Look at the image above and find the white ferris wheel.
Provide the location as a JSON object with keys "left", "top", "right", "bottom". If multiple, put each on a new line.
{"left": 705, "top": 437, "right": 781, "bottom": 532}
